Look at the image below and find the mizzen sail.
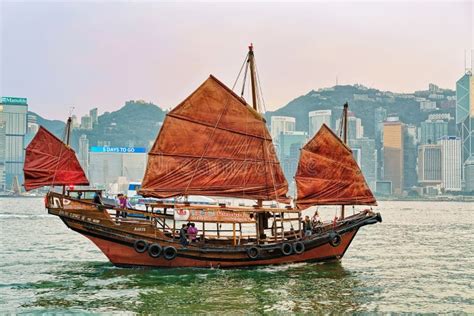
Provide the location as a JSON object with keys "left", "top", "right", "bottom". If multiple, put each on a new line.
{"left": 139, "top": 75, "right": 289, "bottom": 202}
{"left": 295, "top": 124, "right": 376, "bottom": 209}
{"left": 23, "top": 126, "right": 89, "bottom": 191}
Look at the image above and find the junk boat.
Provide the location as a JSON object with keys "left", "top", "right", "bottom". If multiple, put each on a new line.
{"left": 23, "top": 45, "right": 382, "bottom": 268}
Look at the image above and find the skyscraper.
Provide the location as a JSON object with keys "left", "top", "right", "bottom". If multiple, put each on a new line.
{"left": 438, "top": 136, "right": 462, "bottom": 191}
{"left": 89, "top": 108, "right": 98, "bottom": 126}
{"left": 349, "top": 137, "right": 377, "bottom": 191}
{"left": 420, "top": 119, "right": 449, "bottom": 144}
{"left": 0, "top": 96, "right": 28, "bottom": 191}
{"left": 336, "top": 114, "right": 363, "bottom": 140}
{"left": 383, "top": 117, "right": 404, "bottom": 195}
{"left": 270, "top": 116, "right": 295, "bottom": 142}
{"left": 80, "top": 114, "right": 93, "bottom": 130}
{"left": 308, "top": 110, "right": 331, "bottom": 137}
{"left": 456, "top": 71, "right": 474, "bottom": 189}
{"left": 418, "top": 144, "right": 442, "bottom": 186}
{"left": 403, "top": 124, "right": 418, "bottom": 189}
{"left": 78, "top": 134, "right": 90, "bottom": 178}
{"left": 278, "top": 131, "right": 308, "bottom": 188}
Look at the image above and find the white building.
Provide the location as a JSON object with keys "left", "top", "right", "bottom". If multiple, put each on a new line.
{"left": 336, "top": 115, "right": 363, "bottom": 140}
{"left": 88, "top": 146, "right": 147, "bottom": 188}
{"left": 438, "top": 136, "right": 462, "bottom": 191}
{"left": 270, "top": 116, "right": 295, "bottom": 142}
{"left": 309, "top": 110, "right": 331, "bottom": 137}
{"left": 80, "top": 115, "right": 93, "bottom": 130}
{"left": 419, "top": 100, "right": 437, "bottom": 111}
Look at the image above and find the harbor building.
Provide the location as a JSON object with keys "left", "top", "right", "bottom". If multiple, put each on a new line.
{"left": 309, "top": 110, "right": 331, "bottom": 137}
{"left": 88, "top": 146, "right": 147, "bottom": 189}
{"left": 278, "top": 131, "right": 308, "bottom": 191}
{"left": 270, "top": 116, "right": 295, "bottom": 143}
{"left": 438, "top": 136, "right": 462, "bottom": 191}
{"left": 418, "top": 144, "right": 442, "bottom": 187}
{"left": 455, "top": 70, "right": 474, "bottom": 189}
{"left": 420, "top": 119, "right": 448, "bottom": 144}
{"left": 78, "top": 135, "right": 90, "bottom": 178}
{"left": 383, "top": 117, "right": 404, "bottom": 195}
{"left": 349, "top": 137, "right": 377, "bottom": 191}
{"left": 336, "top": 113, "right": 363, "bottom": 140}
{"left": 89, "top": 108, "right": 98, "bottom": 126}
{"left": 0, "top": 97, "right": 28, "bottom": 192}
{"left": 404, "top": 124, "right": 418, "bottom": 189}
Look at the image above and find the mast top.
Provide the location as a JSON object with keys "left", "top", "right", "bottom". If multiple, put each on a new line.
{"left": 249, "top": 43, "right": 254, "bottom": 52}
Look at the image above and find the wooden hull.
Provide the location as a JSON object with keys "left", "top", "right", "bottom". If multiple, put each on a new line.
{"left": 47, "top": 192, "right": 381, "bottom": 268}
{"left": 82, "top": 229, "right": 358, "bottom": 268}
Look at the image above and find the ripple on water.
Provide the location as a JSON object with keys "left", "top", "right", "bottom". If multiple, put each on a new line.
{"left": 0, "top": 198, "right": 473, "bottom": 314}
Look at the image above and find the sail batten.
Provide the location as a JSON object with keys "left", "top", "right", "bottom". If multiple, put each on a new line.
{"left": 23, "top": 126, "right": 89, "bottom": 191}
{"left": 295, "top": 124, "right": 376, "bottom": 209}
{"left": 139, "top": 75, "right": 289, "bottom": 202}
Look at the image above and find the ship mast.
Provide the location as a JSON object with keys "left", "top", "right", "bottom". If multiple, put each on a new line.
{"left": 62, "top": 117, "right": 72, "bottom": 194}
{"left": 340, "top": 102, "right": 349, "bottom": 219}
{"left": 247, "top": 44, "right": 266, "bottom": 241}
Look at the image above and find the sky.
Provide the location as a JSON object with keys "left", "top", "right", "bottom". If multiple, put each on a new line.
{"left": 1, "top": 1, "right": 473, "bottom": 120}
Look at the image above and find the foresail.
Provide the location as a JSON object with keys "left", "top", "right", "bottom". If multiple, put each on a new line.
{"left": 139, "top": 75, "right": 289, "bottom": 202}
{"left": 295, "top": 124, "right": 376, "bottom": 209}
{"left": 23, "top": 126, "right": 89, "bottom": 191}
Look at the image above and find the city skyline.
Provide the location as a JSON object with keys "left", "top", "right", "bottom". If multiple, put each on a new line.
{"left": 1, "top": 1, "right": 473, "bottom": 120}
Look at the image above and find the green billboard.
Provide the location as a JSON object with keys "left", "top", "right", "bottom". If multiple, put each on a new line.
{"left": 1, "top": 96, "right": 28, "bottom": 105}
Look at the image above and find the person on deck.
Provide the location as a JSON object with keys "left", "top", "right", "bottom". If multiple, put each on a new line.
{"left": 312, "top": 210, "right": 321, "bottom": 226}
{"left": 179, "top": 224, "right": 189, "bottom": 247}
{"left": 303, "top": 216, "right": 312, "bottom": 237}
{"left": 93, "top": 191, "right": 103, "bottom": 205}
{"left": 188, "top": 223, "right": 198, "bottom": 242}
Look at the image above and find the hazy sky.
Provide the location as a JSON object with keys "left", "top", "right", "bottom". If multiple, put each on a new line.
{"left": 1, "top": 1, "right": 473, "bottom": 120}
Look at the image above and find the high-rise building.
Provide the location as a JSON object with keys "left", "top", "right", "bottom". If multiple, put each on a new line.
{"left": 438, "top": 136, "right": 462, "bottom": 191}
{"left": 418, "top": 144, "right": 442, "bottom": 185}
{"left": 465, "top": 158, "right": 474, "bottom": 192}
{"left": 404, "top": 124, "right": 418, "bottom": 189}
{"left": 383, "top": 117, "right": 404, "bottom": 195}
{"left": 0, "top": 119, "right": 5, "bottom": 191}
{"left": 308, "top": 110, "right": 331, "bottom": 137}
{"left": 0, "top": 97, "right": 28, "bottom": 191}
{"left": 270, "top": 116, "right": 295, "bottom": 143}
{"left": 80, "top": 115, "right": 93, "bottom": 130}
{"left": 278, "top": 131, "right": 308, "bottom": 187}
{"left": 349, "top": 137, "right": 377, "bottom": 191}
{"left": 78, "top": 134, "right": 90, "bottom": 178}
{"left": 420, "top": 119, "right": 449, "bottom": 144}
{"left": 89, "top": 108, "right": 98, "bottom": 126}
{"left": 456, "top": 71, "right": 474, "bottom": 190}
{"left": 88, "top": 146, "right": 147, "bottom": 187}
{"left": 71, "top": 115, "right": 80, "bottom": 129}
{"left": 336, "top": 114, "right": 363, "bottom": 140}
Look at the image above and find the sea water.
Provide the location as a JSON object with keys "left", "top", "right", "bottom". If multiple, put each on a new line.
{"left": 0, "top": 198, "right": 472, "bottom": 314}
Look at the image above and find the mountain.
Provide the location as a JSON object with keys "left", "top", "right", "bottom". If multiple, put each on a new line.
{"left": 30, "top": 112, "right": 66, "bottom": 138}
{"left": 71, "top": 100, "right": 166, "bottom": 149}
{"left": 265, "top": 85, "right": 456, "bottom": 139}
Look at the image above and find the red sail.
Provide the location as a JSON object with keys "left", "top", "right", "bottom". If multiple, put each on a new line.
{"left": 295, "top": 124, "right": 376, "bottom": 209}
{"left": 139, "top": 75, "right": 289, "bottom": 202}
{"left": 23, "top": 126, "right": 89, "bottom": 191}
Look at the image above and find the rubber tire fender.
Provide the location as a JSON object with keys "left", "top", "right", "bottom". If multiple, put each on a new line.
{"left": 163, "top": 246, "right": 178, "bottom": 260}
{"left": 281, "top": 242, "right": 293, "bottom": 256}
{"left": 293, "top": 241, "right": 305, "bottom": 254}
{"left": 148, "top": 243, "right": 162, "bottom": 258}
{"left": 247, "top": 247, "right": 260, "bottom": 259}
{"left": 329, "top": 232, "right": 342, "bottom": 247}
{"left": 133, "top": 240, "right": 148, "bottom": 253}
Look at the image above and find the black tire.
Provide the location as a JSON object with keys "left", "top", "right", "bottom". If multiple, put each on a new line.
{"left": 281, "top": 242, "right": 293, "bottom": 256}
{"left": 293, "top": 241, "right": 305, "bottom": 254}
{"left": 329, "top": 232, "right": 342, "bottom": 247}
{"left": 163, "top": 246, "right": 177, "bottom": 260}
{"left": 148, "top": 243, "right": 162, "bottom": 258}
{"left": 247, "top": 247, "right": 260, "bottom": 259}
{"left": 133, "top": 240, "right": 148, "bottom": 253}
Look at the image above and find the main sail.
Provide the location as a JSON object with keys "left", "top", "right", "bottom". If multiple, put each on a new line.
{"left": 23, "top": 126, "right": 89, "bottom": 191}
{"left": 295, "top": 124, "right": 376, "bottom": 209}
{"left": 139, "top": 75, "right": 289, "bottom": 202}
